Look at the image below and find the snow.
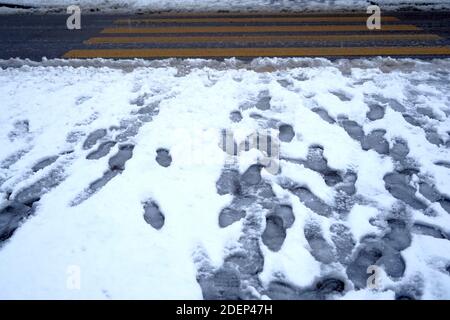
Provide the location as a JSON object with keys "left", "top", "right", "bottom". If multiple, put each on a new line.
{"left": 0, "top": 57, "right": 450, "bottom": 299}
{"left": 3, "top": 0, "right": 450, "bottom": 12}
{"left": 346, "top": 204, "right": 380, "bottom": 242}
{"left": 0, "top": 7, "right": 29, "bottom": 14}
{"left": 402, "top": 235, "right": 450, "bottom": 299}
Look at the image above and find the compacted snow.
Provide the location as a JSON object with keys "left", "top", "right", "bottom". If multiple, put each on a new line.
{"left": 0, "top": 57, "right": 450, "bottom": 299}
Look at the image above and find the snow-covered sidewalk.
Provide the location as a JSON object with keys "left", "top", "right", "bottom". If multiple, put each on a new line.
{"left": 0, "top": 57, "right": 450, "bottom": 299}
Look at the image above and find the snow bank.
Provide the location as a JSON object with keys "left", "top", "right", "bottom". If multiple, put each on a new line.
{"left": 3, "top": 0, "right": 450, "bottom": 12}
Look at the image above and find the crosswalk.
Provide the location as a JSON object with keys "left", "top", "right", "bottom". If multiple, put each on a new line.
{"left": 63, "top": 12, "right": 450, "bottom": 59}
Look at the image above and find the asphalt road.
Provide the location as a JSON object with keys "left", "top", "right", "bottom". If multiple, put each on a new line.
{"left": 0, "top": 11, "right": 450, "bottom": 60}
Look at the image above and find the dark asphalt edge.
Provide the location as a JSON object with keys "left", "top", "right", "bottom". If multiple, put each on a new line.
{"left": 0, "top": 2, "right": 34, "bottom": 9}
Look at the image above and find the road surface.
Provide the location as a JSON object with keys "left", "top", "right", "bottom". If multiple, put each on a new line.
{"left": 0, "top": 11, "right": 450, "bottom": 60}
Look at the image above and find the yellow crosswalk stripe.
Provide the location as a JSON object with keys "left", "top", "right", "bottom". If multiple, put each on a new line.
{"left": 64, "top": 46, "right": 450, "bottom": 59}
{"left": 114, "top": 16, "right": 400, "bottom": 24}
{"left": 101, "top": 24, "right": 420, "bottom": 34}
{"left": 85, "top": 33, "right": 441, "bottom": 44}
